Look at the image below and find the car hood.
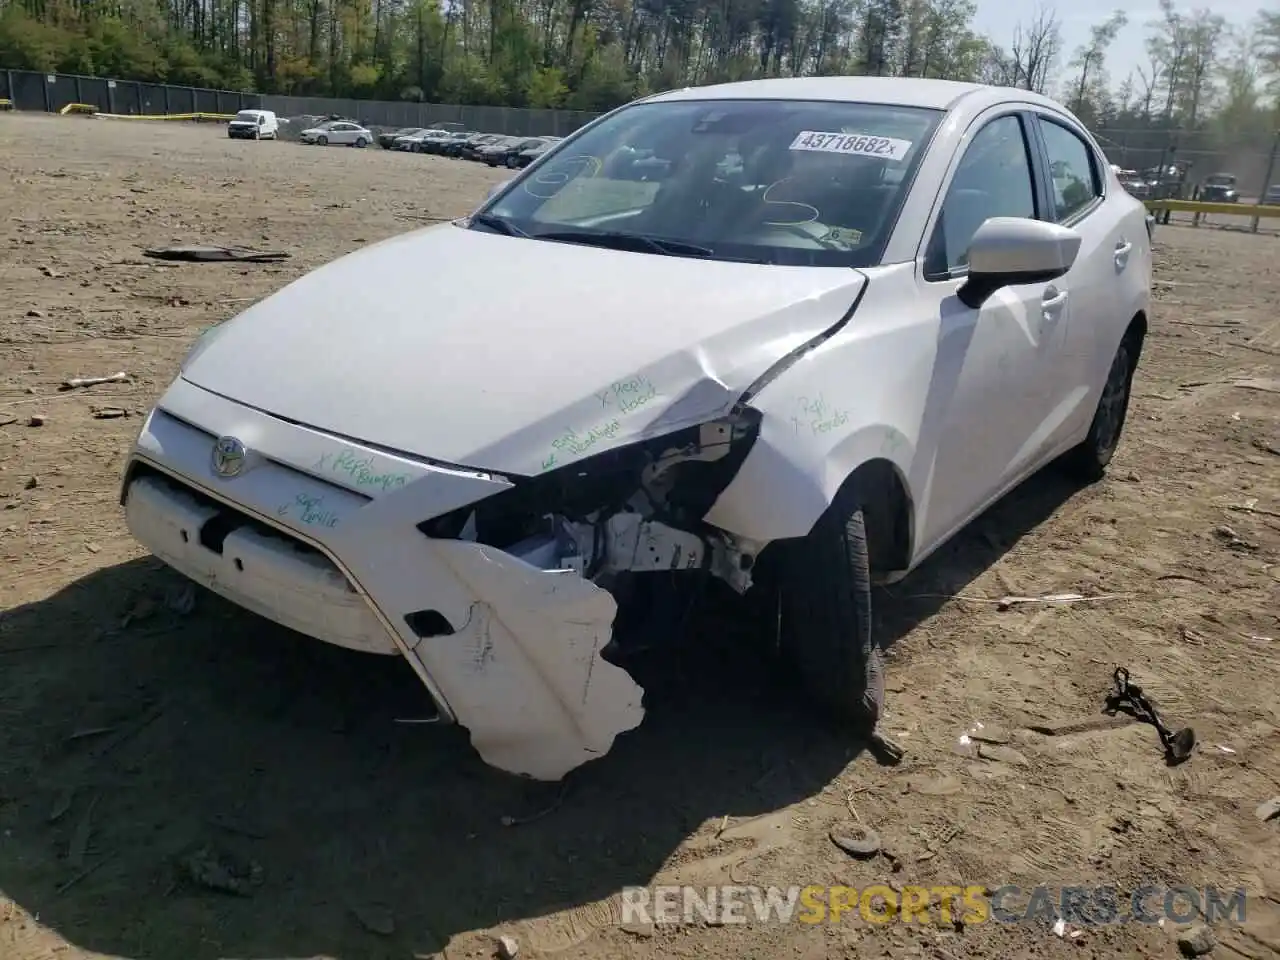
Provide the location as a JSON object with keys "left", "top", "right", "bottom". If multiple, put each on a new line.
{"left": 180, "top": 224, "right": 867, "bottom": 476}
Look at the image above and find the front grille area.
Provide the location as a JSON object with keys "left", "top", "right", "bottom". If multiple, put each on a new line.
{"left": 127, "top": 460, "right": 342, "bottom": 575}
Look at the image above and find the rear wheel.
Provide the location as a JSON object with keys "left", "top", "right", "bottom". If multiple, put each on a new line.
{"left": 355, "top": 137, "right": 367, "bottom": 148}
{"left": 1063, "top": 337, "right": 1135, "bottom": 483}
{"left": 769, "top": 482, "right": 882, "bottom": 731}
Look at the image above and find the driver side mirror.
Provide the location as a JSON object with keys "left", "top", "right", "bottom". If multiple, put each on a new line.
{"left": 958, "top": 217, "right": 1082, "bottom": 308}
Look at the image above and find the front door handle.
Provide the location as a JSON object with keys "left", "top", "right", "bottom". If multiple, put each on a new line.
{"left": 1114, "top": 238, "right": 1133, "bottom": 270}
{"left": 1042, "top": 286, "right": 1068, "bottom": 321}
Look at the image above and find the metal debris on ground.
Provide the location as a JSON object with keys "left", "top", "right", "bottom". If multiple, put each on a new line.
{"left": 1256, "top": 797, "right": 1280, "bottom": 822}
{"left": 1176, "top": 923, "right": 1217, "bottom": 957}
{"left": 60, "top": 372, "right": 128, "bottom": 390}
{"left": 1104, "top": 667, "right": 1196, "bottom": 764}
{"left": 165, "top": 581, "right": 197, "bottom": 616}
{"left": 830, "top": 823, "right": 881, "bottom": 859}
{"left": 143, "top": 244, "right": 290, "bottom": 263}
{"left": 350, "top": 903, "right": 395, "bottom": 936}
{"left": 177, "top": 842, "right": 264, "bottom": 896}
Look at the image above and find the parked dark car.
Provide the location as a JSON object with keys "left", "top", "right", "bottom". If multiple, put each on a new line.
{"left": 461, "top": 134, "right": 508, "bottom": 161}
{"left": 512, "top": 138, "right": 560, "bottom": 168}
{"left": 426, "top": 131, "right": 475, "bottom": 155}
{"left": 1266, "top": 183, "right": 1280, "bottom": 205}
{"left": 1145, "top": 161, "right": 1191, "bottom": 201}
{"left": 378, "top": 127, "right": 426, "bottom": 149}
{"left": 485, "top": 137, "right": 551, "bottom": 168}
{"left": 1198, "top": 173, "right": 1239, "bottom": 202}
{"left": 442, "top": 132, "right": 487, "bottom": 158}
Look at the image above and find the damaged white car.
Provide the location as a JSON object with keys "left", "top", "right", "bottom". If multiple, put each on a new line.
{"left": 120, "top": 77, "right": 1151, "bottom": 780}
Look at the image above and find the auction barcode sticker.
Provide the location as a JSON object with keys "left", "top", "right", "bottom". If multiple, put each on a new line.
{"left": 789, "top": 131, "right": 913, "bottom": 162}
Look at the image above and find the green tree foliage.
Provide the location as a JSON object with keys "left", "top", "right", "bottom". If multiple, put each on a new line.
{"left": 0, "top": 0, "right": 1278, "bottom": 129}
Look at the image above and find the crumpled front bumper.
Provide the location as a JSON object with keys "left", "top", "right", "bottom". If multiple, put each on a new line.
{"left": 121, "top": 378, "right": 645, "bottom": 780}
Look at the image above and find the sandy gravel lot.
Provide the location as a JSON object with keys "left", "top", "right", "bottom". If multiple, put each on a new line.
{"left": 1, "top": 112, "right": 1278, "bottom": 960}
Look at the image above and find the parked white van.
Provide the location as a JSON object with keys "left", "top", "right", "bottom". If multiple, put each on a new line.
{"left": 227, "top": 109, "right": 279, "bottom": 140}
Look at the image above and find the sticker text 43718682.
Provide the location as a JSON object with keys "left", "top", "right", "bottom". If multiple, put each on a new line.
{"left": 788, "top": 131, "right": 913, "bottom": 162}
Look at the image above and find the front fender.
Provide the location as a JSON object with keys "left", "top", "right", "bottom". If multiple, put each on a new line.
{"left": 704, "top": 419, "right": 913, "bottom": 543}
{"left": 704, "top": 262, "right": 929, "bottom": 544}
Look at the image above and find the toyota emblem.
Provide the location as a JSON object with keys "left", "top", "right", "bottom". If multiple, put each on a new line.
{"left": 211, "top": 436, "right": 247, "bottom": 478}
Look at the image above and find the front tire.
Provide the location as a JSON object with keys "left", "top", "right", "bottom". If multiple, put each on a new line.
{"left": 772, "top": 484, "right": 882, "bottom": 730}
{"left": 317, "top": 135, "right": 328, "bottom": 146}
{"left": 1063, "top": 337, "right": 1135, "bottom": 483}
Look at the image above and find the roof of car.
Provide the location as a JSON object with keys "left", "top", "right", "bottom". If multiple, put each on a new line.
{"left": 642, "top": 76, "right": 1054, "bottom": 112}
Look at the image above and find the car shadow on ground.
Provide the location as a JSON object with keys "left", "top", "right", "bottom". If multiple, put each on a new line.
{"left": 0, "top": 467, "right": 1081, "bottom": 960}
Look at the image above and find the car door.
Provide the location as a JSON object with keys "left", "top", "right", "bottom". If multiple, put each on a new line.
{"left": 330, "top": 123, "right": 351, "bottom": 145}
{"left": 1030, "top": 113, "right": 1132, "bottom": 448}
{"left": 911, "top": 110, "right": 1069, "bottom": 556}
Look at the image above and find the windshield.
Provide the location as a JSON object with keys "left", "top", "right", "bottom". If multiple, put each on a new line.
{"left": 234, "top": 111, "right": 258, "bottom": 123}
{"left": 478, "top": 98, "right": 942, "bottom": 266}
{"left": 1206, "top": 175, "right": 1234, "bottom": 186}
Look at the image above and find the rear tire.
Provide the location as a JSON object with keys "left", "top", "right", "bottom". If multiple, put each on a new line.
{"left": 1063, "top": 337, "right": 1135, "bottom": 483}
{"left": 356, "top": 137, "right": 367, "bottom": 148}
{"left": 772, "top": 483, "right": 881, "bottom": 730}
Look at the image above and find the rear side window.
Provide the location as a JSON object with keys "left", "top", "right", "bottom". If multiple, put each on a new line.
{"left": 1039, "top": 119, "right": 1101, "bottom": 222}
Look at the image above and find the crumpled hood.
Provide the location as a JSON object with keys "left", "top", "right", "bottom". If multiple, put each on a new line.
{"left": 181, "top": 223, "right": 866, "bottom": 475}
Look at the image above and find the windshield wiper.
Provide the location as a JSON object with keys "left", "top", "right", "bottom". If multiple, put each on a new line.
{"left": 533, "top": 230, "right": 717, "bottom": 258}
{"left": 469, "top": 213, "right": 528, "bottom": 237}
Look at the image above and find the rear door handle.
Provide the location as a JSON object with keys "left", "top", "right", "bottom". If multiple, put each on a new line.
{"left": 1114, "top": 238, "right": 1133, "bottom": 269}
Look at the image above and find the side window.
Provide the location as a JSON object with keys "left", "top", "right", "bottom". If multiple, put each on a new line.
{"left": 927, "top": 115, "right": 1037, "bottom": 277}
{"left": 1039, "top": 119, "right": 1101, "bottom": 222}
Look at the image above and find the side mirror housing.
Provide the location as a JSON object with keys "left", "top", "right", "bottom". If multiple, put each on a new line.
{"left": 958, "top": 217, "right": 1083, "bottom": 308}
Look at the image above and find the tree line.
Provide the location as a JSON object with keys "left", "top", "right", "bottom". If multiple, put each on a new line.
{"left": 1, "top": 0, "right": 1278, "bottom": 139}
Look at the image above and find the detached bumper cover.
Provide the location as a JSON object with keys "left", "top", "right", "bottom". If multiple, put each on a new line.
{"left": 122, "top": 378, "right": 644, "bottom": 780}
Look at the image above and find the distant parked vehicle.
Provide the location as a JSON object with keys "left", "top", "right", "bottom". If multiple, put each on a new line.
{"left": 512, "top": 138, "right": 560, "bottom": 168}
{"left": 300, "top": 120, "right": 373, "bottom": 147}
{"left": 485, "top": 137, "right": 550, "bottom": 168}
{"left": 227, "top": 109, "right": 279, "bottom": 140}
{"left": 461, "top": 134, "right": 506, "bottom": 161}
{"left": 1265, "top": 184, "right": 1280, "bottom": 205}
{"left": 438, "top": 132, "right": 481, "bottom": 158}
{"left": 474, "top": 136, "right": 526, "bottom": 165}
{"left": 427, "top": 131, "right": 476, "bottom": 155}
{"left": 395, "top": 129, "right": 451, "bottom": 152}
{"left": 379, "top": 127, "right": 426, "bottom": 149}
{"left": 1198, "top": 173, "right": 1239, "bottom": 203}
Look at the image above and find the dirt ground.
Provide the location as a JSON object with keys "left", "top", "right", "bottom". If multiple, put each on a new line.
{"left": 1, "top": 112, "right": 1278, "bottom": 960}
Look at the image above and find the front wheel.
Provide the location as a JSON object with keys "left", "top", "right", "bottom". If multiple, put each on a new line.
{"left": 317, "top": 135, "right": 328, "bottom": 146}
{"left": 769, "top": 483, "right": 882, "bottom": 731}
{"left": 506, "top": 154, "right": 518, "bottom": 169}
{"left": 1063, "top": 337, "right": 1135, "bottom": 483}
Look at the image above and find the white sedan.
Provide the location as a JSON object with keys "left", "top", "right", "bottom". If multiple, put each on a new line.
{"left": 120, "top": 77, "right": 1151, "bottom": 781}
{"left": 299, "top": 120, "right": 373, "bottom": 147}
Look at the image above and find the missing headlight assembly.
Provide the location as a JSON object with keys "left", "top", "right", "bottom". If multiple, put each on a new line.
{"left": 420, "top": 407, "right": 765, "bottom": 606}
